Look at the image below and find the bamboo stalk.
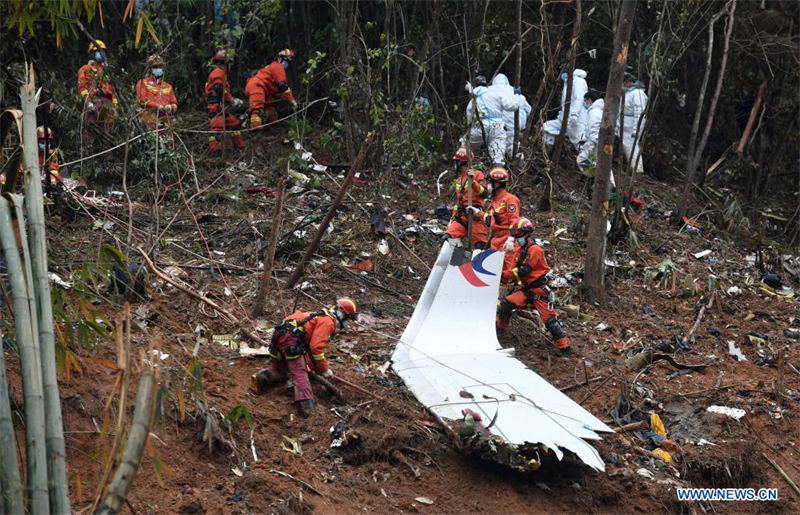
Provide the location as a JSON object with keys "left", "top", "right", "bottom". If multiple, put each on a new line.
{"left": 0, "top": 325, "right": 24, "bottom": 514}
{"left": 21, "top": 63, "right": 71, "bottom": 513}
{"left": 0, "top": 196, "right": 49, "bottom": 514}
{"left": 96, "top": 362, "right": 156, "bottom": 515}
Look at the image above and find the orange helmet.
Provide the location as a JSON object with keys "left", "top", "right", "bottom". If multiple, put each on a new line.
{"left": 488, "top": 166, "right": 510, "bottom": 183}
{"left": 37, "top": 126, "right": 54, "bottom": 140}
{"left": 278, "top": 49, "right": 295, "bottom": 61}
{"left": 453, "top": 147, "right": 475, "bottom": 162}
{"left": 509, "top": 217, "right": 534, "bottom": 237}
{"left": 335, "top": 297, "right": 359, "bottom": 320}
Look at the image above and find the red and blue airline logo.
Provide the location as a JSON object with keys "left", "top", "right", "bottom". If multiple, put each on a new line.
{"left": 458, "top": 249, "right": 497, "bottom": 287}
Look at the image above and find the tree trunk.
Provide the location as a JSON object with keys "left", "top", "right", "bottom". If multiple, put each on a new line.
{"left": 0, "top": 325, "right": 24, "bottom": 514}
{"left": 684, "top": 7, "right": 724, "bottom": 194}
{"left": 736, "top": 79, "right": 767, "bottom": 154}
{"left": 96, "top": 365, "right": 156, "bottom": 515}
{"left": 679, "top": 0, "right": 737, "bottom": 218}
{"left": 512, "top": 0, "right": 522, "bottom": 173}
{"left": 22, "top": 63, "right": 70, "bottom": 515}
{"left": 252, "top": 180, "right": 286, "bottom": 317}
{"left": 584, "top": 0, "right": 637, "bottom": 301}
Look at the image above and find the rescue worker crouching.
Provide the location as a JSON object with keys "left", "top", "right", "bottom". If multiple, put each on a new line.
{"left": 250, "top": 297, "right": 359, "bottom": 417}
{"left": 0, "top": 126, "right": 62, "bottom": 191}
{"left": 245, "top": 48, "right": 297, "bottom": 128}
{"left": 442, "top": 147, "right": 488, "bottom": 249}
{"left": 496, "top": 218, "right": 572, "bottom": 356}
{"left": 205, "top": 48, "right": 245, "bottom": 153}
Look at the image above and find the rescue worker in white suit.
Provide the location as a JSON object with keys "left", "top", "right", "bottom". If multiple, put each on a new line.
{"left": 619, "top": 72, "right": 648, "bottom": 174}
{"left": 489, "top": 74, "right": 532, "bottom": 163}
{"left": 576, "top": 91, "right": 615, "bottom": 188}
{"left": 463, "top": 75, "right": 518, "bottom": 165}
{"left": 561, "top": 68, "right": 589, "bottom": 147}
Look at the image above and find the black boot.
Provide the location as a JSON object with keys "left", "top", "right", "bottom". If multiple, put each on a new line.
{"left": 296, "top": 399, "right": 316, "bottom": 418}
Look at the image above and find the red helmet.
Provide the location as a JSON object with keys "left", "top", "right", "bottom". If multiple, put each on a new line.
{"left": 37, "top": 126, "right": 54, "bottom": 140}
{"left": 453, "top": 147, "right": 475, "bottom": 163}
{"left": 509, "top": 217, "right": 534, "bottom": 237}
{"left": 278, "top": 49, "right": 295, "bottom": 61}
{"left": 336, "top": 297, "right": 359, "bottom": 320}
{"left": 213, "top": 49, "right": 233, "bottom": 63}
{"left": 488, "top": 166, "right": 510, "bottom": 183}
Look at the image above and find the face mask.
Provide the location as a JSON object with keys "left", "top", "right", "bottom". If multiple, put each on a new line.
{"left": 151, "top": 68, "right": 164, "bottom": 78}
{"left": 487, "top": 183, "right": 494, "bottom": 195}
{"left": 94, "top": 51, "right": 104, "bottom": 62}
{"left": 281, "top": 60, "right": 289, "bottom": 69}
{"left": 38, "top": 143, "right": 46, "bottom": 152}
{"left": 516, "top": 237, "right": 527, "bottom": 246}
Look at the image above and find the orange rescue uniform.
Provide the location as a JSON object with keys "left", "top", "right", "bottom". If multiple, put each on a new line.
{"left": 135, "top": 76, "right": 178, "bottom": 130}
{"left": 205, "top": 65, "right": 244, "bottom": 151}
{"left": 77, "top": 61, "right": 118, "bottom": 141}
{"left": 497, "top": 242, "right": 569, "bottom": 349}
{"left": 245, "top": 60, "right": 296, "bottom": 127}
{"left": 445, "top": 167, "right": 488, "bottom": 247}
{"left": 486, "top": 189, "right": 520, "bottom": 251}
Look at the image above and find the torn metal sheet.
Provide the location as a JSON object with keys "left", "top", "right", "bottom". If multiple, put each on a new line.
{"left": 392, "top": 243, "right": 612, "bottom": 471}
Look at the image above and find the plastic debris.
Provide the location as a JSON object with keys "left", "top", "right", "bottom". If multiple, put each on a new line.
{"left": 48, "top": 272, "right": 73, "bottom": 289}
{"left": 727, "top": 340, "right": 747, "bottom": 361}
{"left": 706, "top": 405, "right": 746, "bottom": 420}
{"left": 726, "top": 286, "right": 741, "bottom": 296}
{"left": 415, "top": 497, "right": 434, "bottom": 505}
{"left": 232, "top": 466, "right": 243, "bottom": 477}
{"left": 637, "top": 468, "right": 655, "bottom": 479}
{"left": 281, "top": 436, "right": 302, "bottom": 455}
{"left": 212, "top": 333, "right": 240, "bottom": 351}
{"left": 377, "top": 239, "right": 390, "bottom": 255}
{"left": 694, "top": 250, "right": 712, "bottom": 259}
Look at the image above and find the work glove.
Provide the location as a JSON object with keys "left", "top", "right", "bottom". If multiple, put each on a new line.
{"left": 321, "top": 368, "right": 334, "bottom": 378}
{"left": 465, "top": 206, "right": 480, "bottom": 216}
{"left": 86, "top": 101, "right": 97, "bottom": 113}
{"left": 232, "top": 98, "right": 244, "bottom": 108}
{"left": 290, "top": 100, "right": 298, "bottom": 110}
{"left": 464, "top": 81, "right": 473, "bottom": 95}
{"left": 504, "top": 236, "right": 515, "bottom": 252}
{"left": 514, "top": 86, "right": 522, "bottom": 95}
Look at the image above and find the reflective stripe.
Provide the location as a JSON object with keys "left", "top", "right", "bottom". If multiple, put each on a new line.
{"left": 311, "top": 353, "right": 325, "bottom": 361}
{"left": 80, "top": 90, "right": 89, "bottom": 96}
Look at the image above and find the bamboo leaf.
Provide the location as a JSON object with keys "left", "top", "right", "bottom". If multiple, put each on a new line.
{"left": 97, "top": 0, "right": 103, "bottom": 27}
{"left": 152, "top": 456, "right": 170, "bottom": 487}
{"left": 177, "top": 386, "right": 186, "bottom": 421}
{"left": 93, "top": 357, "right": 119, "bottom": 371}
{"left": 122, "top": 0, "right": 134, "bottom": 22}
{"left": 141, "top": 12, "right": 161, "bottom": 45}
{"left": 134, "top": 15, "right": 144, "bottom": 48}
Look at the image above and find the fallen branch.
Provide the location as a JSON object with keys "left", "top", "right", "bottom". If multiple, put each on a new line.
{"left": 392, "top": 449, "right": 421, "bottom": 479}
{"left": 613, "top": 420, "right": 649, "bottom": 433}
{"left": 252, "top": 179, "right": 286, "bottom": 317}
{"left": 559, "top": 375, "right": 603, "bottom": 393}
{"left": 137, "top": 247, "right": 269, "bottom": 347}
{"left": 269, "top": 469, "right": 324, "bottom": 496}
{"left": 331, "top": 375, "right": 385, "bottom": 401}
{"left": 285, "top": 131, "right": 375, "bottom": 289}
{"left": 682, "top": 293, "right": 715, "bottom": 346}
{"left": 309, "top": 373, "right": 346, "bottom": 403}
{"left": 761, "top": 452, "right": 800, "bottom": 498}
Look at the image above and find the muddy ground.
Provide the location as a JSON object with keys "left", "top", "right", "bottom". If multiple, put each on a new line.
{"left": 5, "top": 128, "right": 800, "bottom": 513}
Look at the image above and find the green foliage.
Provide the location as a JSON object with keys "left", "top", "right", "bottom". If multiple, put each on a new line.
{"left": 224, "top": 404, "right": 254, "bottom": 428}
{"left": 4, "top": 0, "right": 99, "bottom": 46}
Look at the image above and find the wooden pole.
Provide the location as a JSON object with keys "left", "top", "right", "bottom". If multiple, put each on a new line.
{"left": 22, "top": 63, "right": 71, "bottom": 514}
{"left": 285, "top": 131, "right": 375, "bottom": 290}
{"left": 252, "top": 179, "right": 286, "bottom": 317}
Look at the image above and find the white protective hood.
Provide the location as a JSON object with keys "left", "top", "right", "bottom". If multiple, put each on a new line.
{"left": 392, "top": 244, "right": 612, "bottom": 471}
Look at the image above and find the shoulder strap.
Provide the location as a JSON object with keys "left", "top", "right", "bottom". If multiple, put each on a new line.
{"left": 516, "top": 243, "right": 530, "bottom": 269}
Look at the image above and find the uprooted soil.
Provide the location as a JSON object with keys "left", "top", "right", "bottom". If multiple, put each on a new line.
{"left": 5, "top": 127, "right": 800, "bottom": 513}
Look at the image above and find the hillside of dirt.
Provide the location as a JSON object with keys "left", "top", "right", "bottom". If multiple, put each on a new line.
{"left": 3, "top": 122, "right": 797, "bottom": 513}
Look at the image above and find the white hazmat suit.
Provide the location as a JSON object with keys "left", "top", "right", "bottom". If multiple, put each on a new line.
{"left": 464, "top": 80, "right": 518, "bottom": 165}
{"left": 543, "top": 69, "right": 588, "bottom": 148}
{"left": 620, "top": 85, "right": 647, "bottom": 174}
{"left": 489, "top": 74, "right": 531, "bottom": 161}
{"left": 577, "top": 98, "right": 615, "bottom": 187}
